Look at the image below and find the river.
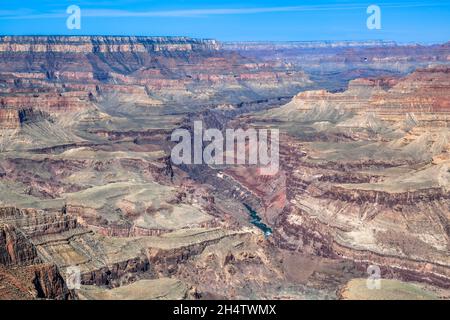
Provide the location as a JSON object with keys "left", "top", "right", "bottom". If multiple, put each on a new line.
{"left": 243, "top": 204, "right": 273, "bottom": 237}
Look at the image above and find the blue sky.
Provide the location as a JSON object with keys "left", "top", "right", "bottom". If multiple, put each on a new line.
{"left": 0, "top": 0, "right": 449, "bottom": 43}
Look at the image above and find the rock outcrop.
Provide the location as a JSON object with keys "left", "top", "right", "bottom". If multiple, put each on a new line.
{"left": 0, "top": 263, "right": 73, "bottom": 300}
{"left": 0, "top": 223, "right": 38, "bottom": 266}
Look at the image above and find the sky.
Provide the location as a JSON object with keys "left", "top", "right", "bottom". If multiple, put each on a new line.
{"left": 0, "top": 0, "right": 449, "bottom": 43}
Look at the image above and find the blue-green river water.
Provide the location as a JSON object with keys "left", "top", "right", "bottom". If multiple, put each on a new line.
{"left": 243, "top": 204, "right": 273, "bottom": 237}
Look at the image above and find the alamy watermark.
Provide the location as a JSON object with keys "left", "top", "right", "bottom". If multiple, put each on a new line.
{"left": 66, "top": 5, "right": 81, "bottom": 30}
{"left": 367, "top": 5, "right": 381, "bottom": 30}
{"left": 171, "top": 121, "right": 279, "bottom": 175}
{"left": 366, "top": 265, "right": 382, "bottom": 290}
{"left": 66, "top": 266, "right": 81, "bottom": 290}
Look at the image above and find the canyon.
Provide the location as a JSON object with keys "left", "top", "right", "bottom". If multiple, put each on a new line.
{"left": 0, "top": 36, "right": 449, "bottom": 300}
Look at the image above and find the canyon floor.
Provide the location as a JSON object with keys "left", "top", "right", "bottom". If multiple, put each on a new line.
{"left": 0, "top": 36, "right": 449, "bottom": 300}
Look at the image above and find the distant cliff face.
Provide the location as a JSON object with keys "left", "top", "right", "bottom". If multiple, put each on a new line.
{"left": 224, "top": 40, "right": 450, "bottom": 85}
{"left": 0, "top": 36, "right": 220, "bottom": 53}
{"left": 280, "top": 66, "right": 450, "bottom": 124}
{"left": 321, "top": 66, "right": 450, "bottom": 132}
{"left": 0, "top": 36, "right": 312, "bottom": 116}
{"left": 223, "top": 40, "right": 398, "bottom": 50}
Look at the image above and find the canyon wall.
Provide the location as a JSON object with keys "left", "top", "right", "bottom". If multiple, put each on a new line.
{"left": 0, "top": 36, "right": 312, "bottom": 122}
